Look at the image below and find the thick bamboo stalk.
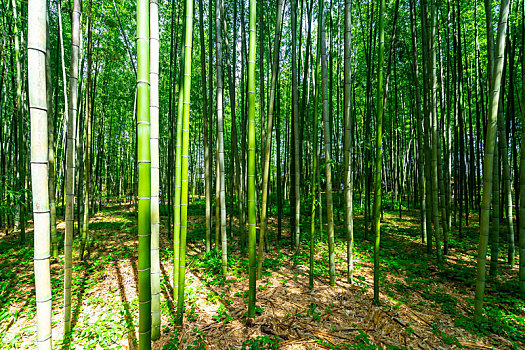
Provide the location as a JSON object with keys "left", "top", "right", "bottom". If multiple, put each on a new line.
{"left": 309, "top": 37, "right": 320, "bottom": 290}
{"left": 373, "top": 0, "right": 385, "bottom": 304}
{"left": 496, "top": 81, "right": 515, "bottom": 266}
{"left": 291, "top": 0, "right": 301, "bottom": 250}
{"left": 490, "top": 138, "right": 500, "bottom": 276}
{"left": 320, "top": 0, "right": 335, "bottom": 287}
{"left": 215, "top": 0, "right": 227, "bottom": 275}
{"left": 173, "top": 54, "right": 184, "bottom": 302}
{"left": 429, "top": 0, "right": 443, "bottom": 265}
{"left": 409, "top": 0, "right": 427, "bottom": 245}
{"left": 176, "top": 0, "right": 194, "bottom": 325}
{"left": 474, "top": 0, "right": 510, "bottom": 323}
{"left": 247, "top": 0, "right": 257, "bottom": 321}
{"left": 344, "top": 0, "right": 354, "bottom": 284}
{"left": 45, "top": 13, "right": 57, "bottom": 258}
{"left": 28, "top": 0, "right": 52, "bottom": 347}
{"left": 149, "top": 0, "right": 161, "bottom": 340}
{"left": 197, "top": 0, "right": 211, "bottom": 253}
{"left": 12, "top": 0, "right": 25, "bottom": 243}
{"left": 136, "top": 0, "right": 152, "bottom": 345}
{"left": 80, "top": 0, "right": 94, "bottom": 261}
{"left": 63, "top": 0, "right": 81, "bottom": 335}
{"left": 256, "top": 0, "right": 285, "bottom": 279}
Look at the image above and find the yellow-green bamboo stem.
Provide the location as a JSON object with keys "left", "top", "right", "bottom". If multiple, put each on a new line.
{"left": 247, "top": 0, "right": 257, "bottom": 322}
{"left": 176, "top": 0, "right": 194, "bottom": 325}
{"left": 149, "top": 0, "right": 161, "bottom": 340}
{"left": 136, "top": 0, "right": 152, "bottom": 345}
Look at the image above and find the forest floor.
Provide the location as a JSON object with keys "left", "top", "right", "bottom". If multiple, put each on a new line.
{"left": 0, "top": 200, "right": 524, "bottom": 349}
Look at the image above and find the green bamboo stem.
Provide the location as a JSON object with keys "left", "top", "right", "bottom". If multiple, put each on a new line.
{"left": 197, "top": 0, "right": 211, "bottom": 254}
{"left": 173, "top": 45, "right": 185, "bottom": 303}
{"left": 373, "top": 0, "right": 385, "bottom": 304}
{"left": 215, "top": 0, "right": 227, "bottom": 275}
{"left": 474, "top": 0, "right": 510, "bottom": 323}
{"left": 247, "top": 0, "right": 257, "bottom": 322}
{"left": 45, "top": 12, "right": 57, "bottom": 259}
{"left": 28, "top": 0, "right": 52, "bottom": 347}
{"left": 490, "top": 139, "right": 500, "bottom": 276}
{"left": 64, "top": 0, "right": 81, "bottom": 337}
{"left": 309, "top": 39, "right": 320, "bottom": 290}
{"left": 320, "top": 0, "right": 335, "bottom": 287}
{"left": 343, "top": 0, "right": 354, "bottom": 284}
{"left": 291, "top": 0, "right": 301, "bottom": 251}
{"left": 136, "top": 0, "right": 152, "bottom": 345}
{"left": 80, "top": 0, "right": 94, "bottom": 261}
{"left": 429, "top": 0, "right": 442, "bottom": 266}
{"left": 256, "top": 0, "right": 285, "bottom": 280}
{"left": 149, "top": 0, "right": 161, "bottom": 340}
{"left": 176, "top": 0, "right": 194, "bottom": 325}
{"left": 496, "top": 81, "right": 515, "bottom": 266}
{"left": 519, "top": 2, "right": 525, "bottom": 293}
{"left": 12, "top": 0, "right": 25, "bottom": 243}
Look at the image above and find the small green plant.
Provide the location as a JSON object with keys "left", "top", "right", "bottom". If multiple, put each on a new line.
{"left": 187, "top": 303, "right": 198, "bottom": 322}
{"left": 162, "top": 329, "right": 180, "bottom": 349}
{"left": 212, "top": 305, "right": 233, "bottom": 324}
{"left": 307, "top": 303, "right": 321, "bottom": 321}
{"left": 255, "top": 306, "right": 265, "bottom": 315}
{"left": 431, "top": 321, "right": 462, "bottom": 348}
{"left": 187, "top": 329, "right": 207, "bottom": 350}
{"left": 241, "top": 335, "right": 280, "bottom": 349}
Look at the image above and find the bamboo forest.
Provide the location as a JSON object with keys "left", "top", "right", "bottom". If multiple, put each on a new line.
{"left": 1, "top": 0, "right": 525, "bottom": 348}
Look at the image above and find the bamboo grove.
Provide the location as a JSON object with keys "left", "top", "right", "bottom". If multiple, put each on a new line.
{"left": 0, "top": 0, "right": 525, "bottom": 347}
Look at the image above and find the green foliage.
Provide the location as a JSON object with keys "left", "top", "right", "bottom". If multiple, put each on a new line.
{"left": 431, "top": 321, "right": 462, "bottom": 348}
{"left": 307, "top": 303, "right": 321, "bottom": 321}
{"left": 162, "top": 329, "right": 180, "bottom": 350}
{"left": 212, "top": 305, "right": 233, "bottom": 324}
{"left": 422, "top": 290, "right": 458, "bottom": 316}
{"left": 187, "top": 330, "right": 207, "bottom": 350}
{"left": 241, "top": 335, "right": 280, "bottom": 349}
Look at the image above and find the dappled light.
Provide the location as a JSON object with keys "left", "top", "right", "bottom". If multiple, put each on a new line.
{"left": 1, "top": 0, "right": 525, "bottom": 348}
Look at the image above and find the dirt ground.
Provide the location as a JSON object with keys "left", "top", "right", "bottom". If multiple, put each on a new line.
{"left": 1, "top": 204, "right": 523, "bottom": 349}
